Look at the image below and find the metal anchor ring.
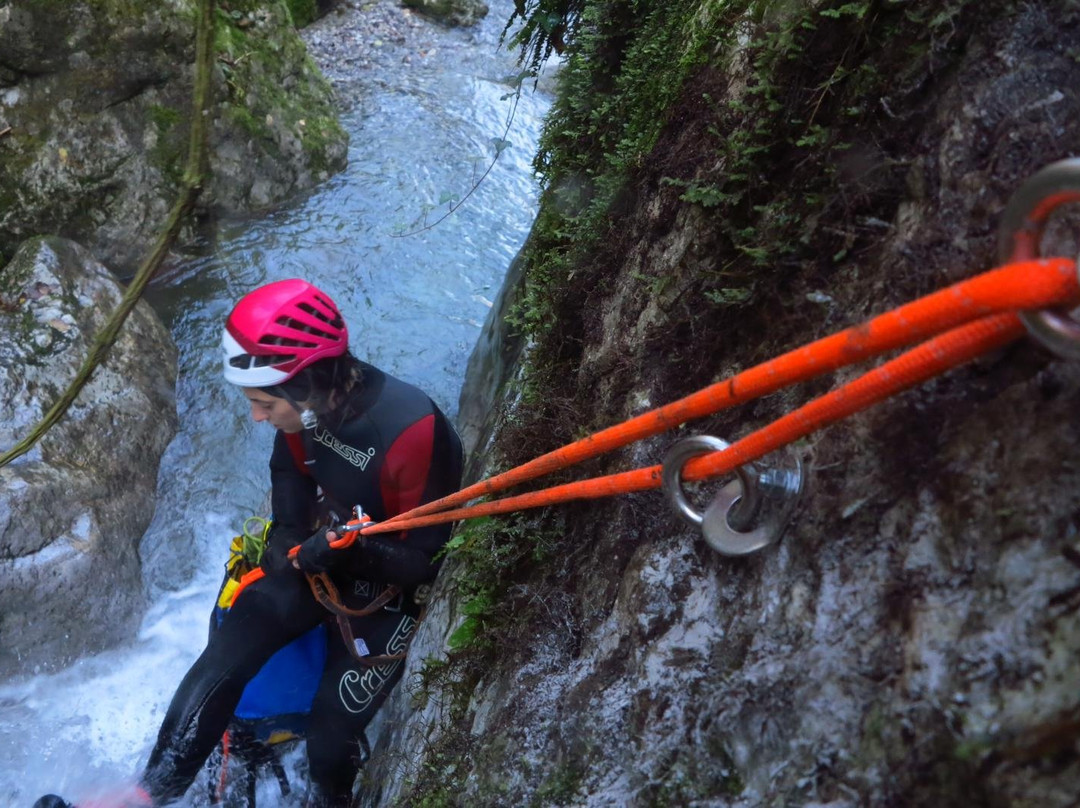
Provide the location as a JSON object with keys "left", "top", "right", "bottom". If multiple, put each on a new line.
{"left": 661, "top": 435, "right": 756, "bottom": 526}
{"left": 661, "top": 435, "right": 803, "bottom": 556}
{"left": 998, "top": 157, "right": 1080, "bottom": 359}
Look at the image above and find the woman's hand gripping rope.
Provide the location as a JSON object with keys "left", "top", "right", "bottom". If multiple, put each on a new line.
{"left": 282, "top": 507, "right": 400, "bottom": 632}
{"left": 230, "top": 508, "right": 374, "bottom": 604}
{"left": 287, "top": 506, "right": 374, "bottom": 574}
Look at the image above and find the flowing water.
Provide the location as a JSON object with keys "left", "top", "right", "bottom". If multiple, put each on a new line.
{"left": 0, "top": 3, "right": 549, "bottom": 803}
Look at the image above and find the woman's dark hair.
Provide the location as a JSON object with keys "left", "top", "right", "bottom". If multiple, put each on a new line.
{"left": 262, "top": 350, "right": 364, "bottom": 422}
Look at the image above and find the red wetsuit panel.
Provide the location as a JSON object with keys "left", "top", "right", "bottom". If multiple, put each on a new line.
{"left": 379, "top": 413, "right": 434, "bottom": 523}
{"left": 284, "top": 432, "right": 311, "bottom": 476}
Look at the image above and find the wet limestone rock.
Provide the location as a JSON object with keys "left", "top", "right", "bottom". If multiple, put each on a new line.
{"left": 0, "top": 0, "right": 348, "bottom": 275}
{"left": 455, "top": 243, "right": 527, "bottom": 460}
{"left": 0, "top": 237, "right": 178, "bottom": 679}
{"left": 361, "top": 2, "right": 1080, "bottom": 806}
{"left": 401, "top": 0, "right": 488, "bottom": 28}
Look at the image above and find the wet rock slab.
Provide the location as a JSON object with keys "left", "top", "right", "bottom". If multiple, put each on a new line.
{"left": 0, "top": 237, "right": 178, "bottom": 679}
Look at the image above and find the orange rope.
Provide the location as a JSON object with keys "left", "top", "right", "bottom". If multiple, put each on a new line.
{"left": 685, "top": 313, "right": 1023, "bottom": 481}
{"left": 217, "top": 730, "right": 231, "bottom": 800}
{"left": 364, "top": 313, "right": 1024, "bottom": 533}
{"left": 361, "top": 258, "right": 1076, "bottom": 535}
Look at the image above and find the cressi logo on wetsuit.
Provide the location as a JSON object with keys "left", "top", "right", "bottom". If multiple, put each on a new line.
{"left": 312, "top": 426, "right": 376, "bottom": 470}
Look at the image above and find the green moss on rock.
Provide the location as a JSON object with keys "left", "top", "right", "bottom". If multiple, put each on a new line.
{"left": 214, "top": 1, "right": 346, "bottom": 171}
{"left": 284, "top": 0, "right": 318, "bottom": 28}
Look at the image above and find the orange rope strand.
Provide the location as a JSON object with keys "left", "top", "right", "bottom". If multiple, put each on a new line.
{"left": 367, "top": 258, "right": 1076, "bottom": 534}
{"left": 363, "top": 312, "right": 1025, "bottom": 534}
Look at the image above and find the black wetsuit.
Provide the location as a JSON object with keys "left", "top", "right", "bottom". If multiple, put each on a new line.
{"left": 142, "top": 363, "right": 463, "bottom": 806}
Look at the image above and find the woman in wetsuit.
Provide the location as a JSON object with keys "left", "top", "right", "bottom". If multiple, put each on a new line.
{"left": 38, "top": 279, "right": 462, "bottom": 808}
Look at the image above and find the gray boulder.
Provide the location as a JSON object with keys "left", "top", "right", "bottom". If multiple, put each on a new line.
{"left": 0, "top": 0, "right": 348, "bottom": 276}
{"left": 0, "top": 237, "right": 178, "bottom": 679}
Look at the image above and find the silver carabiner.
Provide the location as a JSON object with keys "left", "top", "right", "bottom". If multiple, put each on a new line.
{"left": 661, "top": 435, "right": 803, "bottom": 556}
{"left": 998, "top": 157, "right": 1080, "bottom": 359}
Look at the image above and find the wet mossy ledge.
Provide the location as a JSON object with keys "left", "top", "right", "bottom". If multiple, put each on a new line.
{"left": 0, "top": 0, "right": 347, "bottom": 275}
{"left": 365, "top": 1, "right": 1080, "bottom": 805}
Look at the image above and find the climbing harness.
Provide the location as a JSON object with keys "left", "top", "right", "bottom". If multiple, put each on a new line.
{"left": 286, "top": 505, "right": 421, "bottom": 664}
{"left": 208, "top": 507, "right": 416, "bottom": 804}
{"left": 307, "top": 574, "right": 409, "bottom": 665}
{"left": 350, "top": 159, "right": 1080, "bottom": 555}
{"left": 227, "top": 507, "right": 412, "bottom": 665}
{"left": 209, "top": 507, "right": 401, "bottom": 808}
{"left": 205, "top": 504, "right": 412, "bottom": 807}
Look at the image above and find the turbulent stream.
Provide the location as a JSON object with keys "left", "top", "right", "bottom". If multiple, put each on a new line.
{"left": 0, "top": 3, "right": 549, "bottom": 803}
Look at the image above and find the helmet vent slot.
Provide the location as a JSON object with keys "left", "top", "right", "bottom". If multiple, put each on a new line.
{"left": 298, "top": 301, "right": 332, "bottom": 324}
{"left": 229, "top": 352, "right": 296, "bottom": 369}
{"left": 275, "top": 314, "right": 334, "bottom": 341}
{"left": 254, "top": 353, "right": 292, "bottom": 368}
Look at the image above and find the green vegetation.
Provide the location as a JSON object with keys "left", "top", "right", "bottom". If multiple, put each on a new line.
{"left": 509, "top": 0, "right": 727, "bottom": 338}
{"left": 533, "top": 761, "right": 586, "bottom": 806}
{"left": 510, "top": 0, "right": 984, "bottom": 350}
{"left": 435, "top": 515, "right": 560, "bottom": 655}
{"left": 284, "top": 0, "right": 318, "bottom": 27}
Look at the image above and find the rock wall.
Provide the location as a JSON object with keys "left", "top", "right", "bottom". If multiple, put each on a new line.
{"left": 0, "top": 237, "right": 178, "bottom": 679}
{"left": 363, "top": 1, "right": 1080, "bottom": 806}
{"left": 0, "top": 0, "right": 347, "bottom": 275}
{"left": 454, "top": 242, "right": 528, "bottom": 462}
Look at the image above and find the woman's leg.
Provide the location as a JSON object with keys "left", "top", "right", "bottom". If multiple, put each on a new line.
{"left": 304, "top": 609, "right": 419, "bottom": 806}
{"left": 140, "top": 570, "right": 325, "bottom": 804}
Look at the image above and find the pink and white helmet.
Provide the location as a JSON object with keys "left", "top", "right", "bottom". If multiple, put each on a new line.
{"left": 222, "top": 279, "right": 348, "bottom": 386}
